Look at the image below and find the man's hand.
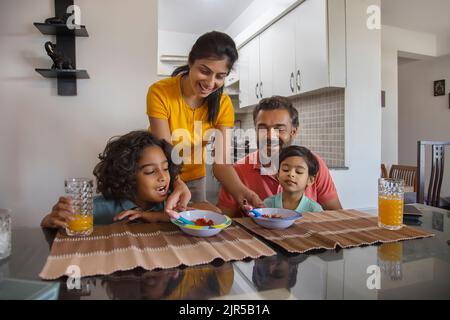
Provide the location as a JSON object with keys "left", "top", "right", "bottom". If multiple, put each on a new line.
{"left": 236, "top": 188, "right": 265, "bottom": 215}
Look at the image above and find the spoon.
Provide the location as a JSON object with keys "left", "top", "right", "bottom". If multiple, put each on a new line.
{"left": 166, "top": 208, "right": 196, "bottom": 225}
{"left": 177, "top": 215, "right": 196, "bottom": 226}
{"left": 249, "top": 209, "right": 262, "bottom": 218}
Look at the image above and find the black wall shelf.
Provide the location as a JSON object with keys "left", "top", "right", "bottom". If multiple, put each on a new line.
{"left": 34, "top": 22, "right": 89, "bottom": 37}
{"left": 34, "top": 0, "right": 89, "bottom": 96}
{"left": 36, "top": 68, "right": 89, "bottom": 79}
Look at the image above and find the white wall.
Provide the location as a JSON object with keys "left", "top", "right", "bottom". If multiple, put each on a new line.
{"left": 329, "top": 0, "right": 382, "bottom": 210}
{"left": 0, "top": 0, "right": 158, "bottom": 227}
{"left": 381, "top": 25, "right": 438, "bottom": 167}
{"left": 398, "top": 54, "right": 450, "bottom": 197}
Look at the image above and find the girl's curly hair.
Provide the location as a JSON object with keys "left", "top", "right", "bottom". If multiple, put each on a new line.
{"left": 93, "top": 131, "right": 181, "bottom": 201}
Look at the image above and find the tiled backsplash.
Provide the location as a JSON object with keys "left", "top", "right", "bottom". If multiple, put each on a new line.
{"left": 234, "top": 88, "right": 346, "bottom": 168}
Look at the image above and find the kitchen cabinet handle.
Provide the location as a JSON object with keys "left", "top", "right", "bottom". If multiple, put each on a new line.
{"left": 259, "top": 81, "right": 263, "bottom": 98}
{"left": 255, "top": 83, "right": 259, "bottom": 99}
{"left": 296, "top": 70, "right": 301, "bottom": 91}
{"left": 290, "top": 72, "right": 295, "bottom": 93}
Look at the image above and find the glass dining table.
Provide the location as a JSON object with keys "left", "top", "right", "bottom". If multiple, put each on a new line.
{"left": 1, "top": 204, "right": 449, "bottom": 300}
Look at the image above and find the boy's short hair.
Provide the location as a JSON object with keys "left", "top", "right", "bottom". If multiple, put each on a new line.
{"left": 253, "top": 96, "right": 299, "bottom": 128}
{"left": 278, "top": 146, "right": 319, "bottom": 177}
{"left": 93, "top": 130, "right": 181, "bottom": 201}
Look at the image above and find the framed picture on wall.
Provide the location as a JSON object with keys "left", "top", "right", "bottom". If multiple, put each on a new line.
{"left": 434, "top": 80, "right": 445, "bottom": 96}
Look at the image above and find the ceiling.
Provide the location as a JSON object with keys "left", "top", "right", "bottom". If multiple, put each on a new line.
{"left": 381, "top": 0, "right": 450, "bottom": 36}
{"left": 158, "top": 0, "right": 254, "bottom": 34}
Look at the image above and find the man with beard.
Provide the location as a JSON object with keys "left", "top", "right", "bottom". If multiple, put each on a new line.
{"left": 215, "top": 96, "right": 342, "bottom": 217}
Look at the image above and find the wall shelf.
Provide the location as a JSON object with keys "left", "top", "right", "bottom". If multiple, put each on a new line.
{"left": 33, "top": 22, "right": 89, "bottom": 37}
{"left": 34, "top": 0, "right": 89, "bottom": 96}
{"left": 35, "top": 68, "right": 90, "bottom": 79}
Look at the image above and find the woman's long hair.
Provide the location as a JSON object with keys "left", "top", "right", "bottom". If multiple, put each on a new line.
{"left": 172, "top": 31, "right": 238, "bottom": 123}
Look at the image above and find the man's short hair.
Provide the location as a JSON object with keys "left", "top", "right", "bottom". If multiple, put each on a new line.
{"left": 253, "top": 96, "right": 299, "bottom": 128}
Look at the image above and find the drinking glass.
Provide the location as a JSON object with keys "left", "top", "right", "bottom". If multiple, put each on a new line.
{"left": 0, "top": 209, "right": 12, "bottom": 260}
{"left": 65, "top": 178, "right": 94, "bottom": 236}
{"left": 378, "top": 178, "right": 404, "bottom": 230}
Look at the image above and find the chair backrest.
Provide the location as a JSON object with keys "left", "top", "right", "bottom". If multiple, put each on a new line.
{"left": 389, "top": 165, "right": 417, "bottom": 191}
{"left": 417, "top": 141, "right": 450, "bottom": 207}
{"left": 381, "top": 164, "right": 388, "bottom": 178}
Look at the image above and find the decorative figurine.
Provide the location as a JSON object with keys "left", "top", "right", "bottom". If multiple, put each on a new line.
{"left": 45, "top": 13, "right": 72, "bottom": 25}
{"left": 44, "top": 41, "right": 73, "bottom": 70}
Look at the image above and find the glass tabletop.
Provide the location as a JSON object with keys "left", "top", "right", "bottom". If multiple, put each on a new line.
{"left": 1, "top": 204, "right": 449, "bottom": 300}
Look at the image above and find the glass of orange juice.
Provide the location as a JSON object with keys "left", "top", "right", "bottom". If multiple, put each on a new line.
{"left": 378, "top": 178, "right": 404, "bottom": 230}
{"left": 65, "top": 178, "right": 94, "bottom": 236}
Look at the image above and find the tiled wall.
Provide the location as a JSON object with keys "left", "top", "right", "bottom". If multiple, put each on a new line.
{"left": 234, "top": 88, "right": 346, "bottom": 168}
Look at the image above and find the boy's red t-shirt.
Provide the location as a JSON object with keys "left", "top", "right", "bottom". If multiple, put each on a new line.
{"left": 217, "top": 151, "right": 338, "bottom": 215}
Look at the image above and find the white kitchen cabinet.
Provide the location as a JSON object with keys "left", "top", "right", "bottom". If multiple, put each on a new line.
{"left": 294, "top": 0, "right": 329, "bottom": 94}
{"left": 247, "top": 37, "right": 260, "bottom": 106}
{"left": 271, "top": 11, "right": 296, "bottom": 97}
{"left": 238, "top": 42, "right": 250, "bottom": 109}
{"left": 238, "top": 0, "right": 346, "bottom": 107}
{"left": 238, "top": 29, "right": 274, "bottom": 108}
{"left": 259, "top": 26, "right": 274, "bottom": 100}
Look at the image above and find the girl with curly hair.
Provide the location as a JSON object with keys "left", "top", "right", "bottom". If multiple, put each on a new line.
{"left": 41, "top": 131, "right": 183, "bottom": 228}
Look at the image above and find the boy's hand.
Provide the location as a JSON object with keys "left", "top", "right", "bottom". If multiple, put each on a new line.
{"left": 41, "top": 197, "right": 75, "bottom": 229}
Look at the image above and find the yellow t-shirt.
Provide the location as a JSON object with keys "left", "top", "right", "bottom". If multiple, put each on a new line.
{"left": 147, "top": 75, "right": 235, "bottom": 182}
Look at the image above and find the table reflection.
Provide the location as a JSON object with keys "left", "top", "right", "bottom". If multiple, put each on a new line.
{"left": 378, "top": 242, "right": 403, "bottom": 281}
{"left": 252, "top": 255, "right": 307, "bottom": 292}
{"left": 83, "top": 263, "right": 235, "bottom": 300}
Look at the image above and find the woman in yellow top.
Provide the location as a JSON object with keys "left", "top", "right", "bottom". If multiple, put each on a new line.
{"left": 147, "top": 31, "right": 238, "bottom": 205}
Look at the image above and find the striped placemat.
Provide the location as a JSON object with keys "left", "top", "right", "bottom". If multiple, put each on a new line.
{"left": 234, "top": 210, "right": 434, "bottom": 254}
{"left": 39, "top": 222, "right": 276, "bottom": 280}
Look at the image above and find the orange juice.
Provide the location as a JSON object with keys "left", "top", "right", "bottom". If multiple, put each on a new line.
{"left": 67, "top": 214, "right": 93, "bottom": 236}
{"left": 378, "top": 196, "right": 403, "bottom": 230}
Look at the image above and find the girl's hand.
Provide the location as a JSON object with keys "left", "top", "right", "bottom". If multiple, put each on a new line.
{"left": 165, "top": 179, "right": 191, "bottom": 217}
{"left": 165, "top": 205, "right": 199, "bottom": 220}
{"left": 41, "top": 197, "right": 75, "bottom": 229}
{"left": 113, "top": 210, "right": 170, "bottom": 223}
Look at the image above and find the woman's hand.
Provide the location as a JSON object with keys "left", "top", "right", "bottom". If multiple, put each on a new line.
{"left": 165, "top": 178, "right": 191, "bottom": 219}
{"left": 113, "top": 210, "right": 170, "bottom": 223}
{"left": 41, "top": 197, "right": 75, "bottom": 229}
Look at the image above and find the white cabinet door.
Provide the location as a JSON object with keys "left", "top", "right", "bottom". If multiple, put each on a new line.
{"left": 271, "top": 11, "right": 296, "bottom": 97}
{"left": 247, "top": 37, "right": 261, "bottom": 106}
{"left": 259, "top": 27, "right": 274, "bottom": 99}
{"left": 238, "top": 44, "right": 250, "bottom": 108}
{"left": 294, "top": 0, "right": 329, "bottom": 94}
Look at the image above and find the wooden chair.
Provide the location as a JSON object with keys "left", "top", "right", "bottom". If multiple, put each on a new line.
{"left": 417, "top": 141, "right": 450, "bottom": 208}
{"left": 389, "top": 165, "right": 417, "bottom": 192}
{"left": 381, "top": 164, "right": 388, "bottom": 178}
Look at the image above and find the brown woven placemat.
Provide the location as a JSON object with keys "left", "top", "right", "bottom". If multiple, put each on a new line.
{"left": 234, "top": 210, "right": 434, "bottom": 254}
{"left": 39, "top": 222, "right": 276, "bottom": 280}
